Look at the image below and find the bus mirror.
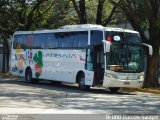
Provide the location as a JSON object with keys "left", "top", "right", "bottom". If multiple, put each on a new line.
{"left": 142, "top": 43, "right": 153, "bottom": 56}
{"left": 102, "top": 40, "right": 111, "bottom": 53}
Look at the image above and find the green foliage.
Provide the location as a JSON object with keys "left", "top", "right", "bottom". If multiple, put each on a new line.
{"left": 0, "top": 0, "right": 116, "bottom": 34}
{"left": 85, "top": 0, "right": 97, "bottom": 23}
{"left": 0, "top": 0, "right": 54, "bottom": 32}
{"left": 44, "top": 0, "right": 77, "bottom": 29}
{"left": 0, "top": 0, "right": 116, "bottom": 72}
{"left": 71, "top": 0, "right": 115, "bottom": 25}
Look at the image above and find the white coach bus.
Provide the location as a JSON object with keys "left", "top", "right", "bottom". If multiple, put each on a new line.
{"left": 11, "top": 24, "right": 152, "bottom": 92}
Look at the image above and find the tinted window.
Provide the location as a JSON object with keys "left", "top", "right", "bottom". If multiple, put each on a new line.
{"left": 13, "top": 35, "right": 26, "bottom": 49}
{"left": 56, "top": 32, "right": 74, "bottom": 48}
{"left": 45, "top": 33, "right": 58, "bottom": 49}
{"left": 125, "top": 33, "right": 142, "bottom": 45}
{"left": 33, "top": 34, "right": 45, "bottom": 49}
{"left": 91, "top": 30, "right": 103, "bottom": 45}
{"left": 25, "top": 34, "right": 34, "bottom": 49}
{"left": 106, "top": 31, "right": 141, "bottom": 44}
{"left": 106, "top": 31, "right": 126, "bottom": 43}
{"left": 73, "top": 31, "right": 88, "bottom": 48}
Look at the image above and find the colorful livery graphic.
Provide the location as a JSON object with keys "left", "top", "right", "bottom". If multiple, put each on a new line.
{"left": 11, "top": 24, "right": 152, "bottom": 92}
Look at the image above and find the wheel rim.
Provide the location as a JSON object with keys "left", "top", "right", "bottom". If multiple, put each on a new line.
{"left": 80, "top": 77, "right": 85, "bottom": 87}
{"left": 26, "top": 71, "right": 31, "bottom": 82}
{"left": 158, "top": 70, "right": 160, "bottom": 84}
{"left": 27, "top": 73, "right": 30, "bottom": 81}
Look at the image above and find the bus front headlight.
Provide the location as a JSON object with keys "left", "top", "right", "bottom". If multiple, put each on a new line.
{"left": 138, "top": 75, "right": 144, "bottom": 80}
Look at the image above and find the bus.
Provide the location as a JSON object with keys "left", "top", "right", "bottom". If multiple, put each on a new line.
{"left": 11, "top": 24, "right": 152, "bottom": 92}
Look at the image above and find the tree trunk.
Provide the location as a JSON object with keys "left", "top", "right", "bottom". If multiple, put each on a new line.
{"left": 79, "top": 0, "right": 87, "bottom": 24}
{"left": 71, "top": 0, "right": 87, "bottom": 24}
{"left": 103, "top": 6, "right": 116, "bottom": 26}
{"left": 2, "top": 36, "right": 10, "bottom": 73}
{"left": 143, "top": 43, "right": 159, "bottom": 88}
{"left": 96, "top": 0, "right": 105, "bottom": 24}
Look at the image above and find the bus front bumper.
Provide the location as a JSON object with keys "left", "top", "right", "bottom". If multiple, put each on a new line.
{"left": 102, "top": 76, "right": 144, "bottom": 88}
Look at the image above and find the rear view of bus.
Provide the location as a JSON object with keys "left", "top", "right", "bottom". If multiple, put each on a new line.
{"left": 103, "top": 28, "right": 145, "bottom": 92}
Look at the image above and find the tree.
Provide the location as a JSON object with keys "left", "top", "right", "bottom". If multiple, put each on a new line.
{"left": 0, "top": 0, "right": 123, "bottom": 74}
{"left": 0, "top": 0, "right": 52, "bottom": 32}
{"left": 0, "top": 0, "right": 53, "bottom": 72}
{"left": 0, "top": 0, "right": 80, "bottom": 72}
{"left": 71, "top": 0, "right": 116, "bottom": 25}
{"left": 71, "top": 0, "right": 87, "bottom": 24}
{"left": 45, "top": 0, "right": 77, "bottom": 28}
{"left": 110, "top": 0, "right": 160, "bottom": 88}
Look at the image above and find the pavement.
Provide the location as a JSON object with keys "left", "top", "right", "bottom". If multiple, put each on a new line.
{"left": 0, "top": 76, "right": 160, "bottom": 116}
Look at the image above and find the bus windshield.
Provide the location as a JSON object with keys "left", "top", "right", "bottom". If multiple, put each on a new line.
{"left": 106, "top": 31, "right": 144, "bottom": 73}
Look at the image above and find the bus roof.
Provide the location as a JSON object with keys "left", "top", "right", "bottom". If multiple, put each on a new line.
{"left": 14, "top": 24, "right": 104, "bottom": 35}
{"left": 14, "top": 24, "right": 139, "bottom": 35}
{"left": 105, "top": 27, "right": 139, "bottom": 34}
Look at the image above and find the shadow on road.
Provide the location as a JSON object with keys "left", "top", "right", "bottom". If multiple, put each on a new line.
{"left": 0, "top": 76, "right": 160, "bottom": 114}
{"left": 0, "top": 77, "right": 136, "bottom": 96}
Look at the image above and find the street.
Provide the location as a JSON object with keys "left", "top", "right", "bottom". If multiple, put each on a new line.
{"left": 0, "top": 76, "right": 160, "bottom": 115}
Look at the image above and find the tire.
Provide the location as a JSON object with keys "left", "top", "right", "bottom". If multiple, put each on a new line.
{"left": 32, "top": 78, "right": 39, "bottom": 84}
{"left": 51, "top": 81, "right": 61, "bottom": 86}
{"left": 25, "top": 69, "right": 33, "bottom": 83}
{"left": 109, "top": 87, "right": 120, "bottom": 93}
{"left": 78, "top": 73, "right": 90, "bottom": 90}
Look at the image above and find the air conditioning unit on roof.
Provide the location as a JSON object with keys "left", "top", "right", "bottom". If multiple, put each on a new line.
{"left": 59, "top": 24, "right": 104, "bottom": 29}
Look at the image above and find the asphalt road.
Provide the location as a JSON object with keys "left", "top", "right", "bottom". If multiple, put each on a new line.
{"left": 0, "top": 76, "right": 160, "bottom": 116}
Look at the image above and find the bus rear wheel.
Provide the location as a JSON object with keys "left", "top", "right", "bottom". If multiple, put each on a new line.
{"left": 109, "top": 87, "right": 120, "bottom": 93}
{"left": 25, "top": 69, "right": 33, "bottom": 83}
{"left": 78, "top": 73, "right": 90, "bottom": 90}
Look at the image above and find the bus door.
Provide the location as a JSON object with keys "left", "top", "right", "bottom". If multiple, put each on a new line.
{"left": 93, "top": 45, "right": 104, "bottom": 85}
{"left": 85, "top": 45, "right": 104, "bottom": 86}
{"left": 85, "top": 46, "right": 94, "bottom": 86}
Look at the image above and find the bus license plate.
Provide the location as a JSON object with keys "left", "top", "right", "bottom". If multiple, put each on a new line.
{"left": 124, "top": 82, "right": 130, "bottom": 85}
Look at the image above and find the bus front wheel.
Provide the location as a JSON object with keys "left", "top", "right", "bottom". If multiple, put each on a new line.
{"left": 78, "top": 73, "right": 90, "bottom": 90}
{"left": 109, "top": 87, "right": 120, "bottom": 93}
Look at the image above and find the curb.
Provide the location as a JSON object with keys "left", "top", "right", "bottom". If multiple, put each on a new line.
{"left": 122, "top": 88, "right": 160, "bottom": 94}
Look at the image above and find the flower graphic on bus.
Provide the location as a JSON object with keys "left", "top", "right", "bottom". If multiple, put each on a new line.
{"left": 33, "top": 51, "right": 43, "bottom": 78}
{"left": 79, "top": 55, "right": 85, "bottom": 61}
{"left": 12, "top": 54, "right": 25, "bottom": 75}
{"left": 26, "top": 50, "right": 33, "bottom": 64}
{"left": 18, "top": 54, "right": 25, "bottom": 74}
{"left": 13, "top": 45, "right": 26, "bottom": 75}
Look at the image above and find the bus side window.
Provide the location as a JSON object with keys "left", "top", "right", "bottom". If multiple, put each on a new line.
{"left": 13, "top": 35, "right": 25, "bottom": 49}
{"left": 33, "top": 34, "right": 45, "bottom": 49}
{"left": 25, "top": 34, "right": 34, "bottom": 49}
{"left": 73, "top": 31, "right": 88, "bottom": 48}
{"left": 45, "top": 33, "right": 58, "bottom": 49}
{"left": 56, "top": 32, "right": 74, "bottom": 48}
{"left": 91, "top": 30, "right": 103, "bottom": 45}
{"left": 86, "top": 48, "right": 94, "bottom": 71}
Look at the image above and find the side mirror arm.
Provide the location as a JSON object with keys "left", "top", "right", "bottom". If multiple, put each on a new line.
{"left": 102, "top": 40, "right": 111, "bottom": 53}
{"left": 142, "top": 43, "right": 153, "bottom": 56}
